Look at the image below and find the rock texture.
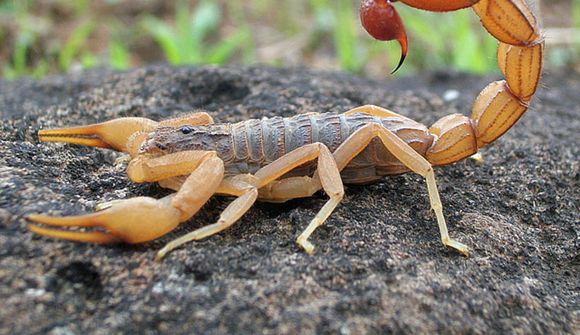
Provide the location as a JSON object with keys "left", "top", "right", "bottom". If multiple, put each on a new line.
{"left": 0, "top": 65, "right": 578, "bottom": 334}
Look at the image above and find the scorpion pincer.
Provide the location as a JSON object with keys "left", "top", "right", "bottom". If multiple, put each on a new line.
{"left": 28, "top": 0, "right": 543, "bottom": 260}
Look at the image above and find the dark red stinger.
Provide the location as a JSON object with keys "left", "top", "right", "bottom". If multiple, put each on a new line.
{"left": 359, "top": 0, "right": 408, "bottom": 73}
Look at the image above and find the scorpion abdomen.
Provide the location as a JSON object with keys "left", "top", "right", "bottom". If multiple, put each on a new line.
{"left": 225, "top": 112, "right": 434, "bottom": 184}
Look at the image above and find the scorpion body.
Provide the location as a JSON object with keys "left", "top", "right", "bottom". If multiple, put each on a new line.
{"left": 28, "top": 0, "right": 544, "bottom": 260}
{"left": 149, "top": 112, "right": 433, "bottom": 184}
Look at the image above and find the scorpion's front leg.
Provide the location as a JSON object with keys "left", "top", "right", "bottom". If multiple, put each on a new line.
{"left": 155, "top": 176, "right": 259, "bottom": 260}
{"left": 154, "top": 143, "right": 344, "bottom": 257}
{"left": 28, "top": 151, "right": 224, "bottom": 246}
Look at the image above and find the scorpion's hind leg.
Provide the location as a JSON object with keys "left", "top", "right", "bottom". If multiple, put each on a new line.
{"left": 28, "top": 151, "right": 225, "bottom": 247}
{"left": 344, "top": 104, "right": 410, "bottom": 119}
{"left": 333, "top": 123, "right": 469, "bottom": 256}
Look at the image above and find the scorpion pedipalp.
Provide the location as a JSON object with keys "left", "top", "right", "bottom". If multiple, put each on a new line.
{"left": 28, "top": 196, "right": 182, "bottom": 244}
{"left": 38, "top": 117, "right": 158, "bottom": 154}
{"left": 28, "top": 151, "right": 226, "bottom": 248}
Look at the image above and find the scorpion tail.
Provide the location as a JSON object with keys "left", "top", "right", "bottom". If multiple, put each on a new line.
{"left": 424, "top": 0, "right": 543, "bottom": 166}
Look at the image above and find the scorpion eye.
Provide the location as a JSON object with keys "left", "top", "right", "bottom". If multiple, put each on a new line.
{"left": 180, "top": 125, "right": 193, "bottom": 134}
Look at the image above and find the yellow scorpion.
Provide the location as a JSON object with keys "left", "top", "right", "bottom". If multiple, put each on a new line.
{"left": 28, "top": 0, "right": 543, "bottom": 260}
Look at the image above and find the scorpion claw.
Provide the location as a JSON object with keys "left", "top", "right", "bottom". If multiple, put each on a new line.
{"left": 27, "top": 197, "right": 183, "bottom": 244}
{"left": 38, "top": 117, "right": 158, "bottom": 153}
{"left": 28, "top": 222, "right": 120, "bottom": 244}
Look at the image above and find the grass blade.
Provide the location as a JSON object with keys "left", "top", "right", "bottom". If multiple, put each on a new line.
{"left": 58, "top": 21, "right": 95, "bottom": 71}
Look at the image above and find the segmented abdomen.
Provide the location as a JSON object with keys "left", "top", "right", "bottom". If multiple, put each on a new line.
{"left": 225, "top": 112, "right": 434, "bottom": 184}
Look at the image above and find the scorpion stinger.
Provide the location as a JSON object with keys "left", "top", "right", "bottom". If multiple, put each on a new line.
{"left": 360, "top": 0, "right": 408, "bottom": 73}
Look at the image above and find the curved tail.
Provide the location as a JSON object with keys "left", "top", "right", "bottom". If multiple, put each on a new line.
{"left": 423, "top": 0, "right": 544, "bottom": 166}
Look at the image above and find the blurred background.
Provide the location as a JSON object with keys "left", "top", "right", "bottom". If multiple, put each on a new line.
{"left": 0, "top": 0, "right": 578, "bottom": 80}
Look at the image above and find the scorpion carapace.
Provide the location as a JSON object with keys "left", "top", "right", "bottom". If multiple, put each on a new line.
{"left": 28, "top": 0, "right": 543, "bottom": 260}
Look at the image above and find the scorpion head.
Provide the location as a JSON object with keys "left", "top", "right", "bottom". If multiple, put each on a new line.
{"left": 138, "top": 126, "right": 174, "bottom": 156}
{"left": 139, "top": 124, "right": 216, "bottom": 157}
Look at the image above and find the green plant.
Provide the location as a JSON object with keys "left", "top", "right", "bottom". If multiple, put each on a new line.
{"left": 4, "top": 0, "right": 562, "bottom": 80}
{"left": 1, "top": 1, "right": 47, "bottom": 79}
{"left": 398, "top": 7, "right": 497, "bottom": 74}
{"left": 58, "top": 21, "right": 95, "bottom": 71}
{"left": 141, "top": 0, "right": 251, "bottom": 65}
{"left": 333, "top": 0, "right": 365, "bottom": 73}
{"left": 109, "top": 39, "right": 131, "bottom": 70}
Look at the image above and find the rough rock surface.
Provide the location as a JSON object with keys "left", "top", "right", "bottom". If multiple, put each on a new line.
{"left": 0, "top": 65, "right": 578, "bottom": 334}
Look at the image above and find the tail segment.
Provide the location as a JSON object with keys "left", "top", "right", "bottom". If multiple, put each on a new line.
{"left": 425, "top": 0, "right": 544, "bottom": 166}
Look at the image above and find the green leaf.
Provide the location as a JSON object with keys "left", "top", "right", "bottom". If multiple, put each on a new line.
{"left": 334, "top": 0, "right": 363, "bottom": 73}
{"left": 206, "top": 28, "right": 251, "bottom": 64}
{"left": 12, "top": 31, "right": 34, "bottom": 74}
{"left": 141, "top": 17, "right": 181, "bottom": 64}
{"left": 109, "top": 40, "right": 131, "bottom": 70}
{"left": 189, "top": 0, "right": 221, "bottom": 63}
{"left": 59, "top": 21, "right": 95, "bottom": 71}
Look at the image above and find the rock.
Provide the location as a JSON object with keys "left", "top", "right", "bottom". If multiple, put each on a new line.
{"left": 0, "top": 65, "right": 578, "bottom": 334}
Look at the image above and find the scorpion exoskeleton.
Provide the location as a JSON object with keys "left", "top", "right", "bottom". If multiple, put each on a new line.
{"left": 28, "top": 0, "right": 543, "bottom": 260}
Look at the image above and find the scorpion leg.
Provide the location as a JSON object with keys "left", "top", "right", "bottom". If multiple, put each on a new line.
{"left": 155, "top": 176, "right": 258, "bottom": 260}
{"left": 28, "top": 151, "right": 224, "bottom": 245}
{"left": 257, "top": 113, "right": 467, "bottom": 255}
{"left": 128, "top": 174, "right": 260, "bottom": 259}
{"left": 344, "top": 104, "right": 410, "bottom": 119}
{"left": 334, "top": 123, "right": 468, "bottom": 255}
{"left": 252, "top": 143, "right": 344, "bottom": 254}
{"left": 154, "top": 142, "right": 344, "bottom": 257}
{"left": 258, "top": 176, "right": 321, "bottom": 203}
{"left": 158, "top": 176, "right": 187, "bottom": 191}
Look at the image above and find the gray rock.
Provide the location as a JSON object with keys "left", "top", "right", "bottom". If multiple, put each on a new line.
{"left": 0, "top": 65, "right": 578, "bottom": 334}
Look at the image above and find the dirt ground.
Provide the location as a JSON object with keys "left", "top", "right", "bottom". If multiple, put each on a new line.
{"left": 0, "top": 65, "right": 578, "bottom": 334}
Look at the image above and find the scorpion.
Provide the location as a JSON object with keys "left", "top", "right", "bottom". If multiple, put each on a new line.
{"left": 28, "top": 0, "right": 543, "bottom": 260}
